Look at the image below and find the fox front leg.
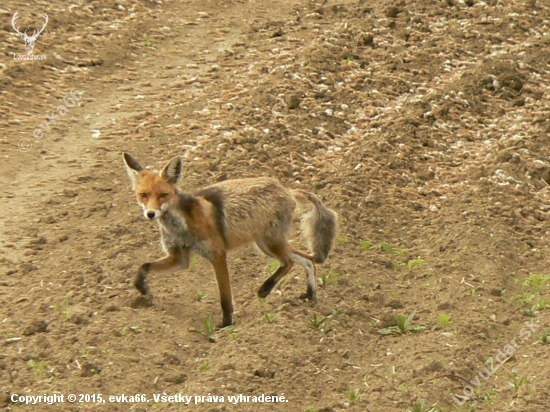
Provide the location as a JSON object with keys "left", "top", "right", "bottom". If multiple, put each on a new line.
{"left": 134, "top": 248, "right": 190, "bottom": 303}
{"left": 135, "top": 265, "right": 154, "bottom": 298}
{"left": 209, "top": 252, "right": 234, "bottom": 327}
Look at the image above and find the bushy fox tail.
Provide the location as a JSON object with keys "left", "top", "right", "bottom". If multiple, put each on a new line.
{"left": 292, "top": 190, "right": 338, "bottom": 263}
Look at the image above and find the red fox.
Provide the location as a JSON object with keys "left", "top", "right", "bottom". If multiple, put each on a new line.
{"left": 122, "top": 153, "right": 337, "bottom": 327}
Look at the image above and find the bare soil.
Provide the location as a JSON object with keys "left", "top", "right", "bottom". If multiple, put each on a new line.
{"left": 1, "top": 0, "right": 550, "bottom": 411}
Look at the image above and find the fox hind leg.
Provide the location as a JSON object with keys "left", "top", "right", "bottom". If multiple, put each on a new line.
{"left": 256, "top": 236, "right": 294, "bottom": 298}
{"left": 256, "top": 237, "right": 317, "bottom": 301}
{"left": 256, "top": 210, "right": 316, "bottom": 300}
{"left": 290, "top": 247, "right": 317, "bottom": 301}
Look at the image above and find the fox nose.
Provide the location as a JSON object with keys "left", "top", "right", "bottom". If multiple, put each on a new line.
{"left": 147, "top": 211, "right": 156, "bottom": 220}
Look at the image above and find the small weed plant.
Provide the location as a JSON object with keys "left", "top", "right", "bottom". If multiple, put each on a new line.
{"left": 266, "top": 260, "right": 279, "bottom": 276}
{"left": 360, "top": 240, "right": 373, "bottom": 251}
{"left": 55, "top": 296, "right": 70, "bottom": 320}
{"left": 199, "top": 361, "right": 210, "bottom": 372}
{"left": 378, "top": 312, "right": 426, "bottom": 335}
{"left": 378, "top": 242, "right": 406, "bottom": 255}
{"left": 407, "top": 399, "right": 439, "bottom": 412}
{"left": 308, "top": 309, "right": 342, "bottom": 333}
{"left": 437, "top": 313, "right": 453, "bottom": 327}
{"left": 319, "top": 270, "right": 339, "bottom": 288}
{"left": 342, "top": 388, "right": 361, "bottom": 403}
{"left": 262, "top": 313, "right": 280, "bottom": 324}
{"left": 509, "top": 374, "right": 529, "bottom": 393}
{"left": 538, "top": 328, "right": 550, "bottom": 344}
{"left": 27, "top": 359, "right": 46, "bottom": 381}
{"left": 523, "top": 274, "right": 550, "bottom": 293}
{"left": 190, "top": 317, "right": 233, "bottom": 342}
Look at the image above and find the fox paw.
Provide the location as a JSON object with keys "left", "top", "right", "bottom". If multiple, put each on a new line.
{"left": 131, "top": 295, "right": 154, "bottom": 309}
{"left": 298, "top": 293, "right": 317, "bottom": 303}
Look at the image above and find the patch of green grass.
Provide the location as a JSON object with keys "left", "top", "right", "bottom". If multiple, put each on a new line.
{"left": 197, "top": 291, "right": 206, "bottom": 302}
{"left": 397, "top": 257, "right": 424, "bottom": 271}
{"left": 142, "top": 41, "right": 157, "bottom": 49}
{"left": 276, "top": 278, "right": 287, "bottom": 289}
{"left": 509, "top": 374, "right": 529, "bottom": 393}
{"left": 337, "top": 235, "right": 350, "bottom": 244}
{"left": 406, "top": 257, "right": 424, "bottom": 271}
{"left": 342, "top": 388, "right": 361, "bottom": 403}
{"left": 484, "top": 389, "right": 496, "bottom": 403}
{"left": 193, "top": 317, "right": 215, "bottom": 338}
{"left": 308, "top": 309, "right": 342, "bottom": 333}
{"left": 520, "top": 290, "right": 536, "bottom": 305}
{"left": 513, "top": 274, "right": 550, "bottom": 309}
{"left": 189, "top": 317, "right": 233, "bottom": 342}
{"left": 537, "top": 328, "right": 550, "bottom": 344}
{"left": 304, "top": 408, "right": 317, "bottom": 412}
{"left": 55, "top": 296, "right": 70, "bottom": 320}
{"left": 190, "top": 255, "right": 199, "bottom": 269}
{"left": 523, "top": 274, "right": 550, "bottom": 293}
{"left": 318, "top": 270, "right": 339, "bottom": 288}
{"left": 524, "top": 301, "right": 540, "bottom": 317}
{"left": 378, "top": 242, "right": 406, "bottom": 255}
{"left": 319, "top": 272, "right": 330, "bottom": 288}
{"left": 262, "top": 313, "right": 280, "bottom": 324}
{"left": 437, "top": 313, "right": 453, "bottom": 327}
{"left": 266, "top": 260, "right": 280, "bottom": 276}
{"left": 378, "top": 312, "right": 426, "bottom": 335}
{"left": 330, "top": 270, "right": 339, "bottom": 286}
{"left": 407, "top": 399, "right": 439, "bottom": 412}
{"left": 27, "top": 359, "right": 46, "bottom": 381}
{"left": 527, "top": 299, "right": 550, "bottom": 316}
{"left": 199, "top": 361, "right": 210, "bottom": 372}
{"left": 308, "top": 314, "right": 326, "bottom": 329}
{"left": 360, "top": 240, "right": 373, "bottom": 251}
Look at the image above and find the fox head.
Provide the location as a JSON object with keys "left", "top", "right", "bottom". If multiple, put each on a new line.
{"left": 122, "top": 153, "right": 183, "bottom": 220}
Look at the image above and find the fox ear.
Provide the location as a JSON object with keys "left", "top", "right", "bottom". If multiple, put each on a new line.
{"left": 122, "top": 152, "right": 143, "bottom": 187}
{"left": 161, "top": 157, "right": 183, "bottom": 184}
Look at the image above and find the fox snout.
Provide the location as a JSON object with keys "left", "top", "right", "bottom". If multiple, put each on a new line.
{"left": 145, "top": 209, "right": 160, "bottom": 220}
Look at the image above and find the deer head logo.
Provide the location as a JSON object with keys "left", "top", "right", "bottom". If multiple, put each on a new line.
{"left": 12, "top": 11, "right": 48, "bottom": 55}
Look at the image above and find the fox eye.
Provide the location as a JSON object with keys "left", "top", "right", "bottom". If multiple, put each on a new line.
{"left": 139, "top": 193, "right": 148, "bottom": 198}
{"left": 159, "top": 193, "right": 169, "bottom": 199}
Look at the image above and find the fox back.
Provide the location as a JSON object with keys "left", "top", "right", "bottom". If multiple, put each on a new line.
{"left": 192, "top": 178, "right": 296, "bottom": 250}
